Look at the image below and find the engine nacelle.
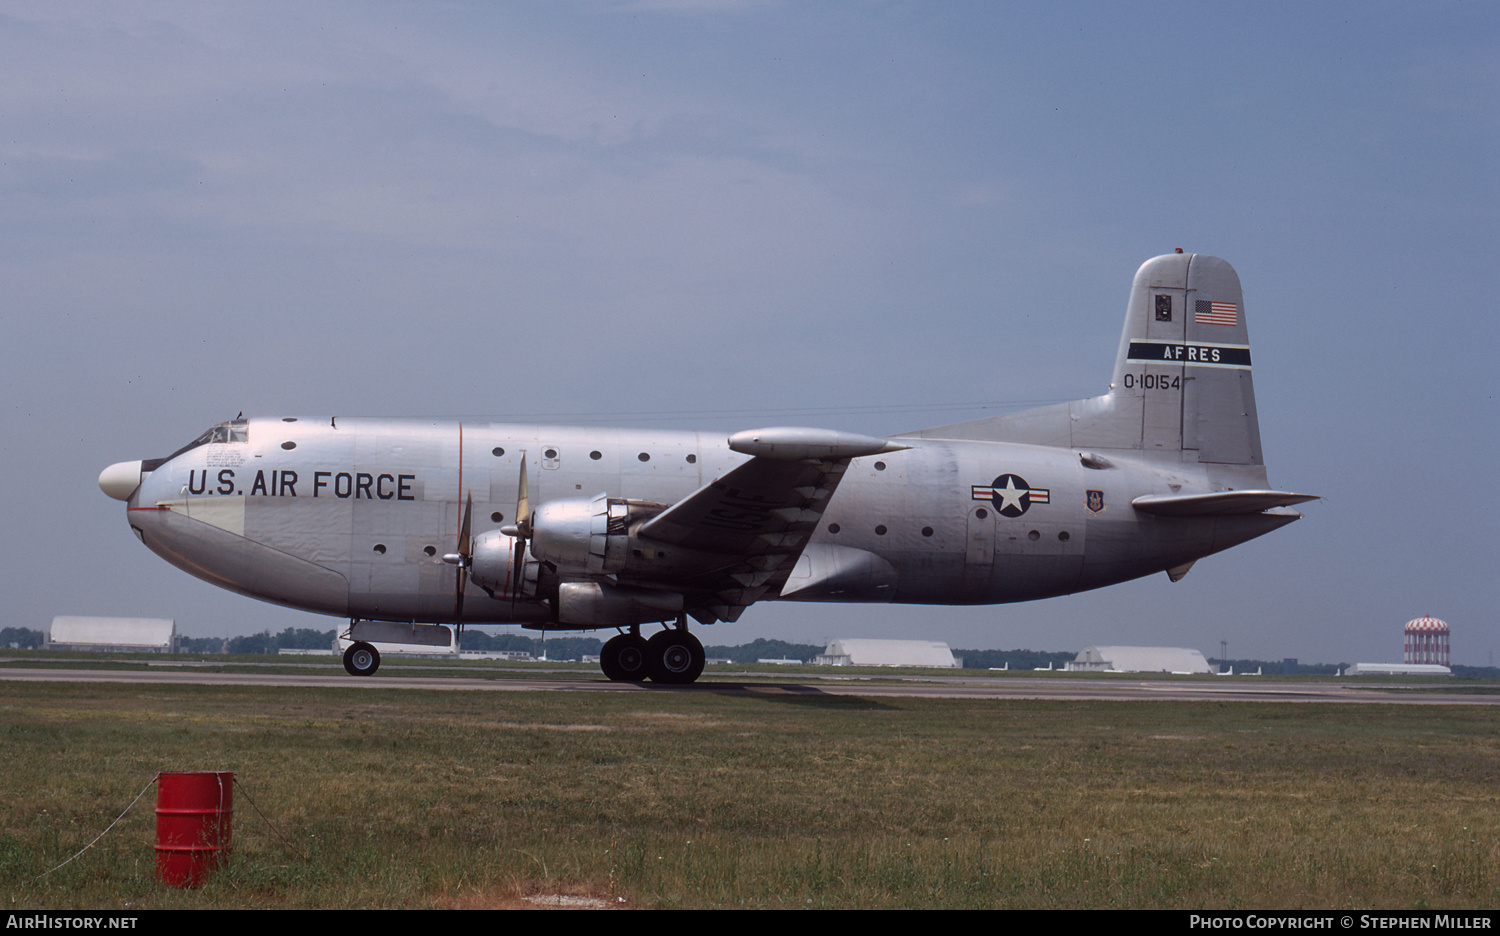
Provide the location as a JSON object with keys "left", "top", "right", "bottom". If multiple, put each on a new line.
{"left": 556, "top": 581, "right": 683, "bottom": 627}
{"left": 468, "top": 530, "right": 540, "bottom": 599}
{"left": 530, "top": 492, "right": 631, "bottom": 574}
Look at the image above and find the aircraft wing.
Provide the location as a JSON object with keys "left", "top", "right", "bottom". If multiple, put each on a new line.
{"left": 637, "top": 428, "right": 908, "bottom": 622}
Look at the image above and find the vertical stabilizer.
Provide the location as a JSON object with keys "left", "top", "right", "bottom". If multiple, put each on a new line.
{"left": 1112, "top": 253, "right": 1262, "bottom": 465}
{"left": 901, "top": 253, "right": 1264, "bottom": 466}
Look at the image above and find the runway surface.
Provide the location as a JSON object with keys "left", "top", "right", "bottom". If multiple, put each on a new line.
{"left": 2, "top": 660, "right": 1496, "bottom": 705}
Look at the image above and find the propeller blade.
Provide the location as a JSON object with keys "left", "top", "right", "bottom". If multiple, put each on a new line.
{"left": 511, "top": 455, "right": 530, "bottom": 613}
{"left": 516, "top": 453, "right": 530, "bottom": 539}
{"left": 459, "top": 491, "right": 473, "bottom": 556}
{"left": 452, "top": 493, "right": 473, "bottom": 630}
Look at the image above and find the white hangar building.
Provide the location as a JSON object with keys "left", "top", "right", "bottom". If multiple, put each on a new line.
{"left": 815, "top": 639, "right": 958, "bottom": 668}
{"left": 48, "top": 616, "right": 177, "bottom": 653}
{"left": 1066, "top": 646, "right": 1213, "bottom": 674}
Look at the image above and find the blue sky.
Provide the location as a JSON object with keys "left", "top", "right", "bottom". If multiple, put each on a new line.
{"left": 3, "top": 2, "right": 1495, "bottom": 663}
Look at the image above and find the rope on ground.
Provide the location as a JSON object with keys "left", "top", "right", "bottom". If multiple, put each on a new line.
{"left": 35, "top": 774, "right": 158, "bottom": 880}
{"left": 234, "top": 776, "right": 304, "bottom": 860}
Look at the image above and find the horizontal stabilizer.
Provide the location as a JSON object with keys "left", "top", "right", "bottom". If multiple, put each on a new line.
{"left": 1132, "top": 490, "right": 1318, "bottom": 517}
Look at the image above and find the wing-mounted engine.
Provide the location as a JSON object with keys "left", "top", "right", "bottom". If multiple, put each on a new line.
{"left": 529, "top": 492, "right": 668, "bottom": 574}
{"left": 523, "top": 493, "right": 688, "bottom": 626}
{"left": 468, "top": 529, "right": 541, "bottom": 600}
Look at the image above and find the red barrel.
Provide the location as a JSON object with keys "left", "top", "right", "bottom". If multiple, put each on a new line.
{"left": 155, "top": 771, "right": 233, "bottom": 888}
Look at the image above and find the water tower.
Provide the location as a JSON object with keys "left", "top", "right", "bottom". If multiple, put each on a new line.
{"left": 1404, "top": 614, "right": 1449, "bottom": 667}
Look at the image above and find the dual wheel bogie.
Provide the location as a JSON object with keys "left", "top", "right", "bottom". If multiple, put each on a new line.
{"left": 600, "top": 629, "right": 704, "bottom": 685}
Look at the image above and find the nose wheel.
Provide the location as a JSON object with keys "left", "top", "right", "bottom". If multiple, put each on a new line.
{"left": 343, "top": 641, "right": 380, "bottom": 676}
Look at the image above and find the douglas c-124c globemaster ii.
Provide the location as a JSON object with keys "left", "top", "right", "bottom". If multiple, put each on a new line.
{"left": 100, "top": 253, "right": 1315, "bottom": 684}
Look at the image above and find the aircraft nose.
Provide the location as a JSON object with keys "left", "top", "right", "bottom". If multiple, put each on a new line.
{"left": 99, "top": 460, "right": 144, "bottom": 501}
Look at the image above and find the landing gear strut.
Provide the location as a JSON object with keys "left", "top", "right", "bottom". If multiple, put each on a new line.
{"left": 343, "top": 641, "right": 380, "bottom": 676}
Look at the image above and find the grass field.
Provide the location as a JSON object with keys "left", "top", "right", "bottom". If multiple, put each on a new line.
{"left": 3, "top": 676, "right": 1498, "bottom": 910}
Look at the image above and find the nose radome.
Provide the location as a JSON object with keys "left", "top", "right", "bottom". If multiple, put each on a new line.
{"left": 99, "top": 460, "right": 144, "bottom": 501}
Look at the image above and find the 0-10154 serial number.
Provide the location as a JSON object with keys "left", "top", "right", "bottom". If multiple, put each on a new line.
{"left": 1121, "top": 373, "right": 1180, "bottom": 390}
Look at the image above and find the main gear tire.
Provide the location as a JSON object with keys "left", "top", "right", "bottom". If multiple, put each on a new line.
{"left": 646, "top": 629, "right": 705, "bottom": 685}
{"left": 600, "top": 633, "right": 649, "bottom": 682}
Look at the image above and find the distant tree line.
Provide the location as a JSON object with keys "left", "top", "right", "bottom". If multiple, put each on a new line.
{"left": 1210, "top": 657, "right": 1345, "bottom": 675}
{"left": 467, "top": 631, "right": 601, "bottom": 660}
{"left": 702, "top": 638, "right": 822, "bottom": 663}
{"left": 956, "top": 648, "right": 1076, "bottom": 670}
{"left": 1, "top": 627, "right": 45, "bottom": 650}
{"left": 226, "top": 627, "right": 338, "bottom": 654}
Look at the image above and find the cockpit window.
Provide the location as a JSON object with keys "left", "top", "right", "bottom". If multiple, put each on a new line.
{"left": 160, "top": 418, "right": 249, "bottom": 463}
{"left": 203, "top": 421, "right": 250, "bottom": 444}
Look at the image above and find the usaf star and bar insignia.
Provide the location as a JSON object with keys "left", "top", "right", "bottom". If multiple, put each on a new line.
{"left": 972, "top": 474, "right": 1050, "bottom": 518}
{"left": 972, "top": 474, "right": 1108, "bottom": 517}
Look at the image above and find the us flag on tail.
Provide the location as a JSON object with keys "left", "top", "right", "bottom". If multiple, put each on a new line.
{"left": 1195, "top": 300, "right": 1238, "bottom": 326}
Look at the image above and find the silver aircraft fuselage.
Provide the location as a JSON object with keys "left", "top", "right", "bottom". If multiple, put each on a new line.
{"left": 117, "top": 418, "right": 1293, "bottom": 623}
{"left": 101, "top": 254, "right": 1314, "bottom": 682}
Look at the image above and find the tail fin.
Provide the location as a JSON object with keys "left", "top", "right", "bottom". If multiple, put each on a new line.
{"left": 902, "top": 253, "right": 1264, "bottom": 466}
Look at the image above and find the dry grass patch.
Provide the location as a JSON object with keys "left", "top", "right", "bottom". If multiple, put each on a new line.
{"left": 2, "top": 684, "right": 1498, "bottom": 909}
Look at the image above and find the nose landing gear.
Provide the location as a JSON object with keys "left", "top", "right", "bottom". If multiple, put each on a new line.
{"left": 343, "top": 641, "right": 380, "bottom": 677}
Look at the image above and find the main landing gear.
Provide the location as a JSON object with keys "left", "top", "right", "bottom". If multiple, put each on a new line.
{"left": 343, "top": 641, "right": 380, "bottom": 677}
{"left": 600, "top": 620, "right": 705, "bottom": 685}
